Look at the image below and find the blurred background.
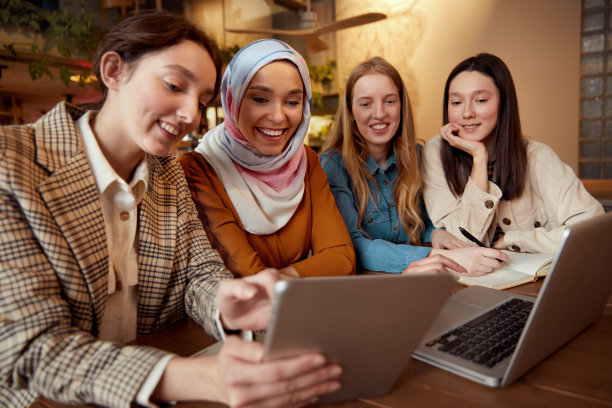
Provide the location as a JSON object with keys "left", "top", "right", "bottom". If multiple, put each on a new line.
{"left": 1, "top": 0, "right": 610, "bottom": 194}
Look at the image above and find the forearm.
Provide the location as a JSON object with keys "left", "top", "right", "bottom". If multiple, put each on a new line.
{"left": 291, "top": 244, "right": 355, "bottom": 277}
{"left": 428, "top": 178, "right": 502, "bottom": 243}
{"left": 423, "top": 138, "right": 498, "bottom": 241}
{"left": 354, "top": 237, "right": 431, "bottom": 273}
{"left": 469, "top": 148, "right": 489, "bottom": 193}
{"left": 182, "top": 198, "right": 233, "bottom": 338}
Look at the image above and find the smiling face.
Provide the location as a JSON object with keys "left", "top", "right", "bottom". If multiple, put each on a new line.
{"left": 237, "top": 60, "right": 304, "bottom": 156}
{"left": 114, "top": 39, "right": 217, "bottom": 157}
{"left": 447, "top": 70, "right": 500, "bottom": 148}
{"left": 350, "top": 72, "right": 401, "bottom": 157}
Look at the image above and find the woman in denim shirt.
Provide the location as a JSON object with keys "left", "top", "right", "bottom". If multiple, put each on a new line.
{"left": 320, "top": 57, "right": 507, "bottom": 275}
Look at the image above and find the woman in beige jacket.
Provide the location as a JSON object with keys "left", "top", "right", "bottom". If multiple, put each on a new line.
{"left": 423, "top": 53, "right": 603, "bottom": 254}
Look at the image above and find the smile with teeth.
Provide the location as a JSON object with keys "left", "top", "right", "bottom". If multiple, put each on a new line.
{"left": 462, "top": 124, "right": 479, "bottom": 130}
{"left": 257, "top": 127, "right": 285, "bottom": 137}
{"left": 371, "top": 123, "right": 388, "bottom": 130}
{"left": 160, "top": 121, "right": 179, "bottom": 136}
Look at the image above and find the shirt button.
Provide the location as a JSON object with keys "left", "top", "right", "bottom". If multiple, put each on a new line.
{"left": 389, "top": 203, "right": 395, "bottom": 208}
{"left": 119, "top": 211, "right": 130, "bottom": 221}
{"left": 484, "top": 200, "right": 494, "bottom": 209}
{"left": 534, "top": 221, "right": 541, "bottom": 228}
{"left": 393, "top": 225, "right": 398, "bottom": 231}
{"left": 383, "top": 180, "right": 388, "bottom": 186}
{"left": 368, "top": 218, "right": 373, "bottom": 223}
{"left": 503, "top": 218, "right": 511, "bottom": 225}
{"left": 511, "top": 245, "right": 521, "bottom": 252}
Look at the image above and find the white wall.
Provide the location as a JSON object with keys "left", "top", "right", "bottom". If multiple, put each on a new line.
{"left": 335, "top": 0, "right": 581, "bottom": 169}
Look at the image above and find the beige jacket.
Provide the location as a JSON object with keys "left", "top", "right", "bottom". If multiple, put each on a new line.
{"left": 422, "top": 135, "right": 604, "bottom": 253}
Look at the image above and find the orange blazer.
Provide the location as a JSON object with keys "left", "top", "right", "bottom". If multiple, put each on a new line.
{"left": 180, "top": 145, "right": 356, "bottom": 277}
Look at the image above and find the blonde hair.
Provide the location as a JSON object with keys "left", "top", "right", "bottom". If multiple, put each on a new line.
{"left": 321, "top": 57, "right": 424, "bottom": 244}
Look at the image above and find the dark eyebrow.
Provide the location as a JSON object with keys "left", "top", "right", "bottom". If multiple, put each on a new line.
{"left": 450, "top": 89, "right": 493, "bottom": 96}
{"left": 166, "top": 64, "right": 196, "bottom": 81}
{"left": 166, "top": 64, "right": 214, "bottom": 97}
{"left": 247, "top": 85, "right": 303, "bottom": 95}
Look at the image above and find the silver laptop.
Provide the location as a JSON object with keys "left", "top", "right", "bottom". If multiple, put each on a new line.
{"left": 263, "top": 273, "right": 456, "bottom": 403}
{"left": 413, "top": 211, "right": 612, "bottom": 387}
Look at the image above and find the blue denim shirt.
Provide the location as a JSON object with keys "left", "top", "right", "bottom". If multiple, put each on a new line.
{"left": 320, "top": 150, "right": 433, "bottom": 273}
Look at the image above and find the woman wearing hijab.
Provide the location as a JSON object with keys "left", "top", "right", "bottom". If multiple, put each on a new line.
{"left": 180, "top": 39, "right": 355, "bottom": 278}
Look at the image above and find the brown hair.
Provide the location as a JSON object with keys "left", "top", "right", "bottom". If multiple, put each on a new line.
{"left": 441, "top": 53, "right": 527, "bottom": 200}
{"left": 321, "top": 57, "right": 424, "bottom": 245}
{"left": 89, "top": 11, "right": 222, "bottom": 109}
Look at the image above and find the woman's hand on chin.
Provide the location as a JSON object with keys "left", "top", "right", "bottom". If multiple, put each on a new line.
{"left": 440, "top": 123, "right": 487, "bottom": 160}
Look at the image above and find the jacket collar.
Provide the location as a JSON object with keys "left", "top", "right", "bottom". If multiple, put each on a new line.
{"left": 365, "top": 152, "right": 397, "bottom": 175}
{"left": 34, "top": 101, "right": 89, "bottom": 173}
{"left": 34, "top": 102, "right": 109, "bottom": 334}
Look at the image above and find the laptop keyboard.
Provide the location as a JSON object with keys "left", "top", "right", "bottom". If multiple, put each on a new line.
{"left": 425, "top": 298, "right": 533, "bottom": 367}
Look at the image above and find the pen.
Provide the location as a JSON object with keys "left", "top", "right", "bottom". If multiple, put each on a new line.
{"left": 458, "top": 227, "right": 505, "bottom": 264}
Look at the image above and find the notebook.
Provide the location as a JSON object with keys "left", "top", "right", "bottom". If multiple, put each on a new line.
{"left": 413, "top": 211, "right": 612, "bottom": 387}
{"left": 263, "top": 273, "right": 456, "bottom": 404}
{"left": 458, "top": 250, "right": 554, "bottom": 290}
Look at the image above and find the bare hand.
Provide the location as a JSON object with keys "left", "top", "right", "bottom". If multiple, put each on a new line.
{"left": 432, "top": 247, "right": 508, "bottom": 277}
{"left": 439, "top": 123, "right": 487, "bottom": 159}
{"left": 217, "top": 337, "right": 341, "bottom": 407}
{"left": 217, "top": 268, "right": 279, "bottom": 332}
{"left": 153, "top": 337, "right": 342, "bottom": 407}
{"left": 403, "top": 253, "right": 465, "bottom": 275}
{"left": 431, "top": 229, "right": 469, "bottom": 249}
{"left": 440, "top": 123, "right": 490, "bottom": 191}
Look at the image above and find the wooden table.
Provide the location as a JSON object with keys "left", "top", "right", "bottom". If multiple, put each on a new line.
{"left": 32, "top": 281, "right": 612, "bottom": 408}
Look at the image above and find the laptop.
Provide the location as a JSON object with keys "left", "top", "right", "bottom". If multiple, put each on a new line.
{"left": 262, "top": 273, "right": 456, "bottom": 403}
{"left": 413, "top": 211, "right": 612, "bottom": 387}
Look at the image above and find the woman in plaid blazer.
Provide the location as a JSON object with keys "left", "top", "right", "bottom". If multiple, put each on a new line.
{"left": 0, "top": 12, "right": 341, "bottom": 408}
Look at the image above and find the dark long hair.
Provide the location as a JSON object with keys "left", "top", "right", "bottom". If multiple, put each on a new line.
{"left": 89, "top": 11, "right": 222, "bottom": 109}
{"left": 441, "top": 53, "right": 527, "bottom": 200}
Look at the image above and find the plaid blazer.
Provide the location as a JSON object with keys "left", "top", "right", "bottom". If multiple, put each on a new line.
{"left": 0, "top": 102, "right": 231, "bottom": 407}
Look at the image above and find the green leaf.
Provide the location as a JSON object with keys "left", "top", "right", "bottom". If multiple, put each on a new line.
{"left": 52, "top": 24, "right": 66, "bottom": 36}
{"left": 56, "top": 42, "right": 71, "bottom": 58}
{"left": 45, "top": 13, "right": 58, "bottom": 26}
{"left": 0, "top": 9, "right": 10, "bottom": 22}
{"left": 312, "top": 92, "right": 323, "bottom": 108}
{"left": 59, "top": 66, "right": 71, "bottom": 87}
{"left": 28, "top": 61, "right": 45, "bottom": 80}
{"left": 28, "top": 19, "right": 40, "bottom": 31}
{"left": 69, "top": 23, "right": 82, "bottom": 37}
